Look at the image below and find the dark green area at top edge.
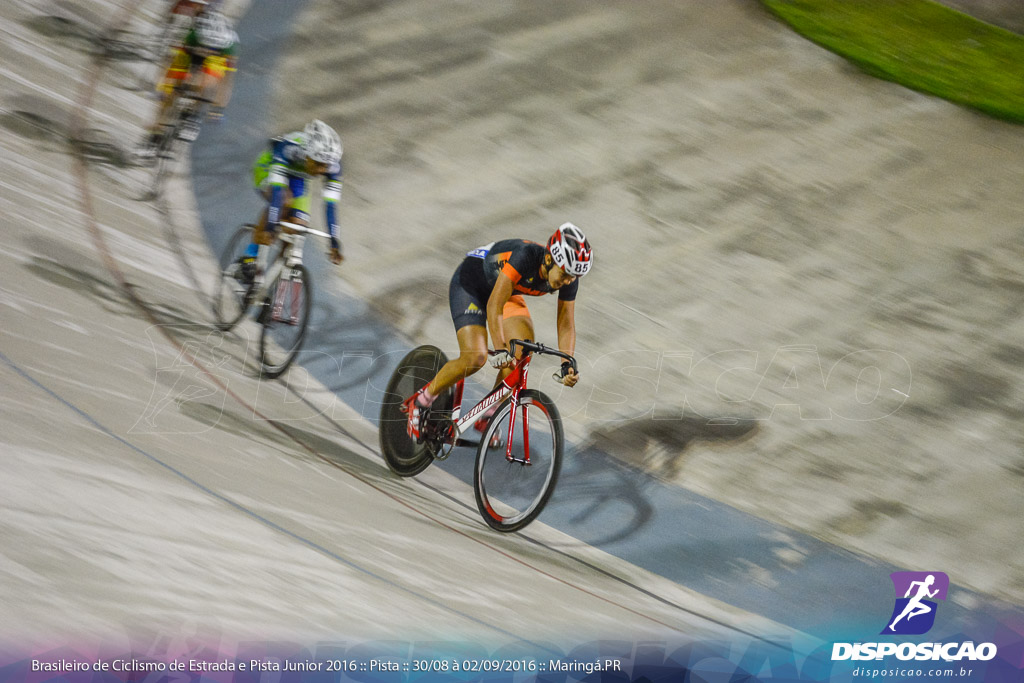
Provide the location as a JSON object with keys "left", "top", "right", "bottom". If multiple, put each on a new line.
{"left": 760, "top": 0, "right": 1024, "bottom": 124}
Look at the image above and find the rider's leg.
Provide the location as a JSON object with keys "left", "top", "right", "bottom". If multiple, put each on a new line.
{"left": 425, "top": 267, "right": 498, "bottom": 400}
{"left": 246, "top": 162, "right": 305, "bottom": 258}
{"left": 192, "top": 69, "right": 218, "bottom": 118}
{"left": 238, "top": 184, "right": 294, "bottom": 285}
{"left": 472, "top": 302, "right": 533, "bottom": 431}
{"left": 177, "top": 70, "right": 214, "bottom": 137}
{"left": 425, "top": 325, "right": 489, "bottom": 399}
{"left": 150, "top": 11, "right": 191, "bottom": 88}
{"left": 495, "top": 296, "right": 534, "bottom": 382}
{"left": 250, "top": 152, "right": 274, "bottom": 240}
{"left": 139, "top": 77, "right": 177, "bottom": 155}
{"left": 405, "top": 268, "right": 489, "bottom": 437}
{"left": 405, "top": 324, "right": 487, "bottom": 439}
{"left": 198, "top": 58, "right": 231, "bottom": 113}
{"left": 259, "top": 183, "right": 311, "bottom": 266}
{"left": 196, "top": 67, "right": 216, "bottom": 100}
{"left": 148, "top": 50, "right": 190, "bottom": 136}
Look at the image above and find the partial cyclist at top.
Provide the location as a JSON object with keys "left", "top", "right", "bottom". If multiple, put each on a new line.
{"left": 237, "top": 119, "right": 346, "bottom": 288}
{"left": 137, "top": 0, "right": 212, "bottom": 72}
{"left": 159, "top": 0, "right": 214, "bottom": 44}
{"left": 403, "top": 223, "right": 594, "bottom": 440}
{"left": 137, "top": 2, "right": 238, "bottom": 157}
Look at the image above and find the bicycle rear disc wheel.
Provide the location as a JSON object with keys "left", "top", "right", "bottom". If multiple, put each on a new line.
{"left": 378, "top": 345, "right": 452, "bottom": 477}
{"left": 259, "top": 264, "right": 313, "bottom": 379}
{"left": 474, "top": 389, "right": 563, "bottom": 532}
{"left": 212, "top": 225, "right": 255, "bottom": 331}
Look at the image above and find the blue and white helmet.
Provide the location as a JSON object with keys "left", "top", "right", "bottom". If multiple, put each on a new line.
{"left": 302, "top": 119, "right": 343, "bottom": 165}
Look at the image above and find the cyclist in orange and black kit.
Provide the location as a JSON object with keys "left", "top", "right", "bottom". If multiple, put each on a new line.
{"left": 403, "top": 223, "right": 594, "bottom": 439}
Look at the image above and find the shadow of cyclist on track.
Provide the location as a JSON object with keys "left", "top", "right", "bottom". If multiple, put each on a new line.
{"left": 548, "top": 413, "right": 758, "bottom": 547}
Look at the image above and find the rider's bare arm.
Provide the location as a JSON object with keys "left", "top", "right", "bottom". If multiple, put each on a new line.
{"left": 556, "top": 298, "right": 579, "bottom": 386}
{"left": 556, "top": 299, "right": 576, "bottom": 356}
{"left": 487, "top": 272, "right": 515, "bottom": 354}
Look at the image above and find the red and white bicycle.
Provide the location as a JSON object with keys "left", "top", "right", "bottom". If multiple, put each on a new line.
{"left": 379, "top": 339, "right": 575, "bottom": 532}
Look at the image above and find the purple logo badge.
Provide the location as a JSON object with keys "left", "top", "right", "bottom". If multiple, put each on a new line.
{"left": 881, "top": 571, "right": 949, "bottom": 635}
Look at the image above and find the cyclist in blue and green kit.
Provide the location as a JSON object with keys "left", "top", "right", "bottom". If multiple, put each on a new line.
{"left": 239, "top": 119, "right": 345, "bottom": 285}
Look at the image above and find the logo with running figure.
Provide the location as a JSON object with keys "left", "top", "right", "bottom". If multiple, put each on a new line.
{"left": 882, "top": 571, "right": 949, "bottom": 635}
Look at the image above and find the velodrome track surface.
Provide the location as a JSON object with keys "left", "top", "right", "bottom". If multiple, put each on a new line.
{"left": 0, "top": 0, "right": 793, "bottom": 652}
{"left": 2, "top": 0, "right": 1024, "bottom": 664}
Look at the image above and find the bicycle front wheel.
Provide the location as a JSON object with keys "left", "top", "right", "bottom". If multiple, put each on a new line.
{"left": 474, "top": 389, "right": 563, "bottom": 532}
{"left": 211, "top": 225, "right": 255, "bottom": 331}
{"left": 259, "top": 264, "right": 313, "bottom": 379}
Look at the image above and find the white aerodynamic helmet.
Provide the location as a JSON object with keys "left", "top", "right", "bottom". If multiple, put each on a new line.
{"left": 547, "top": 222, "right": 593, "bottom": 277}
{"left": 195, "top": 10, "right": 234, "bottom": 50}
{"left": 302, "top": 119, "right": 343, "bottom": 165}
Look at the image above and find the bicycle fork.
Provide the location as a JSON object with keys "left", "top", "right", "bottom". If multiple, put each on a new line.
{"left": 450, "top": 358, "right": 534, "bottom": 465}
{"left": 503, "top": 388, "right": 532, "bottom": 466}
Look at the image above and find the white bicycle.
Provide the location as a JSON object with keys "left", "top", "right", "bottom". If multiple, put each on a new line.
{"left": 212, "top": 220, "right": 328, "bottom": 378}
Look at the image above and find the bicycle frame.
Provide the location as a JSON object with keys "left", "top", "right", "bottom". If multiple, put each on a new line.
{"left": 251, "top": 221, "right": 328, "bottom": 324}
{"left": 426, "top": 338, "right": 576, "bottom": 464}
{"left": 445, "top": 349, "right": 535, "bottom": 465}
